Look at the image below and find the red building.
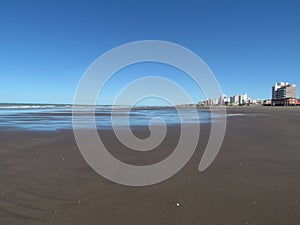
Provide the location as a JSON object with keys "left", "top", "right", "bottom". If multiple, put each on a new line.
{"left": 271, "top": 98, "right": 300, "bottom": 106}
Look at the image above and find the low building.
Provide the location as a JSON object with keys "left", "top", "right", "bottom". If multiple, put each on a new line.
{"left": 263, "top": 99, "right": 272, "bottom": 106}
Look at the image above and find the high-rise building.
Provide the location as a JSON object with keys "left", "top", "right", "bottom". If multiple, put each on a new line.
{"left": 271, "top": 82, "right": 298, "bottom": 106}
{"left": 272, "top": 82, "right": 297, "bottom": 99}
{"left": 219, "top": 94, "right": 229, "bottom": 105}
{"left": 238, "top": 93, "right": 248, "bottom": 105}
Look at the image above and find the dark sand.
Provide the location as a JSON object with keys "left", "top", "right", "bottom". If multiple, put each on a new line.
{"left": 1, "top": 107, "right": 300, "bottom": 225}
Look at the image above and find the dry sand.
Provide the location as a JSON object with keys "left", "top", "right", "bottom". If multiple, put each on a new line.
{"left": 0, "top": 106, "right": 300, "bottom": 225}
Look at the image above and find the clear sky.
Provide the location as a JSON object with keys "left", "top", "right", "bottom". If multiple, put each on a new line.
{"left": 0, "top": 0, "right": 299, "bottom": 105}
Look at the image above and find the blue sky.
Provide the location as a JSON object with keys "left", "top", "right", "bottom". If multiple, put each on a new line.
{"left": 0, "top": 0, "right": 299, "bottom": 104}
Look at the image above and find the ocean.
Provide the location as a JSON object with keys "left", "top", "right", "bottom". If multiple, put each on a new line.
{"left": 0, "top": 103, "right": 220, "bottom": 131}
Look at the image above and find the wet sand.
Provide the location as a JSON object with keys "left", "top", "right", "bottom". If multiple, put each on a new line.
{"left": 1, "top": 106, "right": 300, "bottom": 225}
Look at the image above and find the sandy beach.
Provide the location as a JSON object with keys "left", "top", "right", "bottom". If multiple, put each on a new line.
{"left": 1, "top": 106, "right": 300, "bottom": 225}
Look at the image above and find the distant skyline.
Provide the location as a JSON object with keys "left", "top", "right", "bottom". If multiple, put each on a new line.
{"left": 0, "top": 0, "right": 300, "bottom": 105}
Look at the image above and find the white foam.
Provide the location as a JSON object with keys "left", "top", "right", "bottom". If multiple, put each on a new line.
{"left": 227, "top": 113, "right": 244, "bottom": 116}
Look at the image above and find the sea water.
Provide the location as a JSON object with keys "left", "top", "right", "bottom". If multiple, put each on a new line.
{"left": 0, "top": 104, "right": 222, "bottom": 131}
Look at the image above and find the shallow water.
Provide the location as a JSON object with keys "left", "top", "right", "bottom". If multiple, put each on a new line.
{"left": 0, "top": 104, "right": 223, "bottom": 131}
